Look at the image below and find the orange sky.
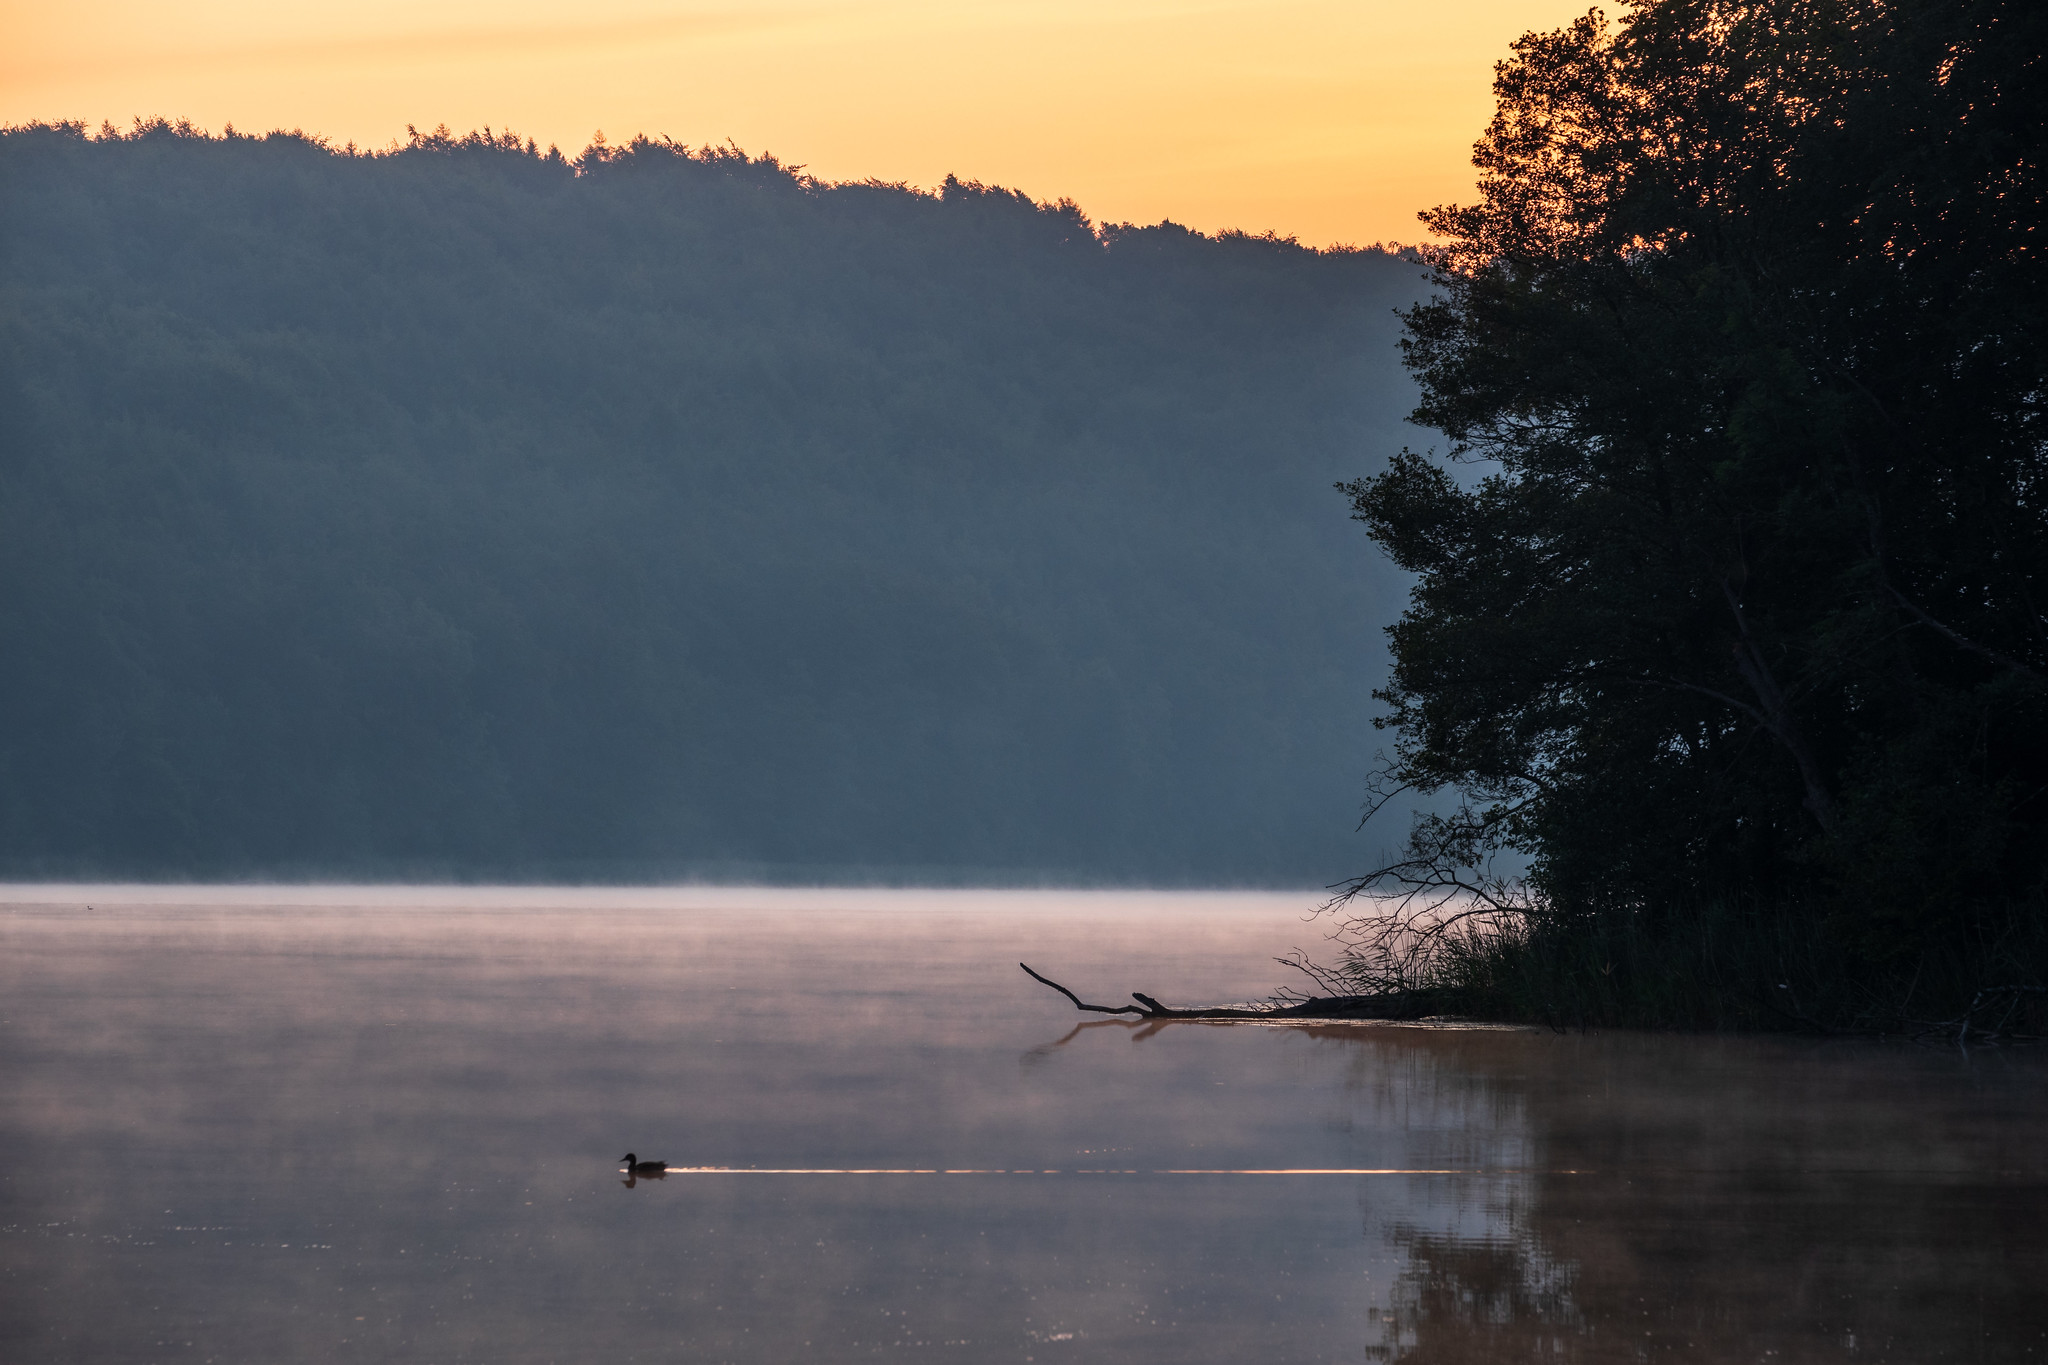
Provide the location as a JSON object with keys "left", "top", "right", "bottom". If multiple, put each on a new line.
{"left": 1, "top": 0, "right": 1591, "bottom": 246}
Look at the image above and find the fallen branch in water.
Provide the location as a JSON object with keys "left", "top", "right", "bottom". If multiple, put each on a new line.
{"left": 1907, "top": 985, "right": 2046, "bottom": 1046}
{"left": 1018, "top": 963, "right": 1448, "bottom": 1021}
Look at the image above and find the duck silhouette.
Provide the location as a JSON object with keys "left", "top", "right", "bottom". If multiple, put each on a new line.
{"left": 621, "top": 1153, "right": 667, "bottom": 1177}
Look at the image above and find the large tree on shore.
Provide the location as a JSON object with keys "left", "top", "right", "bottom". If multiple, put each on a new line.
{"left": 1345, "top": 0, "right": 2046, "bottom": 957}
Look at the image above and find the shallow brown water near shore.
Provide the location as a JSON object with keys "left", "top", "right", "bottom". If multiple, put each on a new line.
{"left": 1, "top": 888, "right": 2042, "bottom": 1363}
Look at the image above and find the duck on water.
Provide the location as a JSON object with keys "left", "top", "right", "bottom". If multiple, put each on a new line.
{"left": 621, "top": 1153, "right": 666, "bottom": 1176}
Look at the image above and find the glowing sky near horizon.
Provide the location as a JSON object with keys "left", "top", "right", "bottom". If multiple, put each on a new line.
{"left": 1, "top": 0, "right": 1590, "bottom": 245}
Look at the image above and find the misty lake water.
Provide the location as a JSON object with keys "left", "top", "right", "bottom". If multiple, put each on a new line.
{"left": 2, "top": 889, "right": 2043, "bottom": 1364}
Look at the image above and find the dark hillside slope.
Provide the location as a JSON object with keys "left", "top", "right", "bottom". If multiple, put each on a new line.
{"left": 0, "top": 121, "right": 1425, "bottom": 883}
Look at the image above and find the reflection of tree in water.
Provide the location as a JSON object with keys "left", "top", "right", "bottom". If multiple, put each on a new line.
{"left": 1304, "top": 1027, "right": 1579, "bottom": 1362}
{"left": 1316, "top": 1027, "right": 2048, "bottom": 1364}
{"left": 1367, "top": 1227, "right": 1581, "bottom": 1362}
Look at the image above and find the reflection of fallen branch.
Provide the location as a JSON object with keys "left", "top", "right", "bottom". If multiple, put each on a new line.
{"left": 1019, "top": 963, "right": 1446, "bottom": 1021}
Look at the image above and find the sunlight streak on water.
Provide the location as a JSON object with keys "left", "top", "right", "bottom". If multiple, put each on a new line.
{"left": 653, "top": 1167, "right": 1568, "bottom": 1175}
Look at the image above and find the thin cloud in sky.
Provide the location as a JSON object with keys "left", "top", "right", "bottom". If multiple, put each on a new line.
{"left": 2, "top": 6, "right": 828, "bottom": 83}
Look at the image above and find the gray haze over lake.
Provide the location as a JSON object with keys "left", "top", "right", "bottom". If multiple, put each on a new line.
{"left": 3, "top": 887, "right": 2043, "bottom": 1363}
{"left": 1, "top": 127, "right": 1432, "bottom": 885}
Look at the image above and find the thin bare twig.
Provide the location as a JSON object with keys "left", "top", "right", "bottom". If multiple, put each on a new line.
{"left": 1018, "top": 963, "right": 1147, "bottom": 1016}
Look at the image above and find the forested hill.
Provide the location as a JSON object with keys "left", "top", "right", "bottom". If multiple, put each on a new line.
{"left": 0, "top": 120, "right": 1426, "bottom": 884}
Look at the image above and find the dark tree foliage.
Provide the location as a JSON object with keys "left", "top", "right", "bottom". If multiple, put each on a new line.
{"left": 1343, "top": 0, "right": 2045, "bottom": 984}
{"left": 0, "top": 118, "right": 1427, "bottom": 883}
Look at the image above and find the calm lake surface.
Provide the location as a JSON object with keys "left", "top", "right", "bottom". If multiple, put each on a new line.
{"left": 2, "top": 887, "right": 2043, "bottom": 1364}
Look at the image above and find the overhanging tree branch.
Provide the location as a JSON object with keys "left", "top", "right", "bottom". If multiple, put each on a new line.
{"left": 1891, "top": 590, "right": 2046, "bottom": 687}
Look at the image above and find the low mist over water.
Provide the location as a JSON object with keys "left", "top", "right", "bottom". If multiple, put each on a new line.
{"left": 3, "top": 888, "right": 2042, "bottom": 1362}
